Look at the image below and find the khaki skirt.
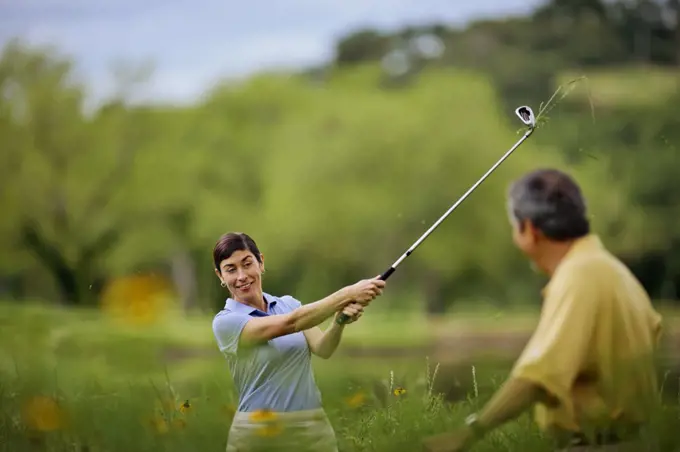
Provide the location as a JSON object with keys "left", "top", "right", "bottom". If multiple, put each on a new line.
{"left": 226, "top": 408, "right": 338, "bottom": 452}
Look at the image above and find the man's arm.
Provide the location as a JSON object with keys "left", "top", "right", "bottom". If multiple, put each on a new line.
{"left": 421, "top": 378, "right": 553, "bottom": 452}
{"left": 423, "top": 264, "right": 601, "bottom": 451}
{"left": 476, "top": 377, "right": 553, "bottom": 432}
{"left": 475, "top": 273, "right": 599, "bottom": 430}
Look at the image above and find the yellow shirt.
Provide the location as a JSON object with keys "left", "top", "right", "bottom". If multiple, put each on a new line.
{"left": 511, "top": 234, "right": 663, "bottom": 434}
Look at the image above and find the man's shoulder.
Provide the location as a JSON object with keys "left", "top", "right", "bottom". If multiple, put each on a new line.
{"left": 552, "top": 247, "right": 644, "bottom": 298}
{"left": 559, "top": 248, "right": 621, "bottom": 280}
{"left": 546, "top": 252, "right": 612, "bottom": 299}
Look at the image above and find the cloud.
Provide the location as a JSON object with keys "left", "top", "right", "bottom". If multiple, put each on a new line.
{"left": 1, "top": 0, "right": 540, "bottom": 104}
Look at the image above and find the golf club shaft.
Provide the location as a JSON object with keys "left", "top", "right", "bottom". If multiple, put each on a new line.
{"left": 336, "top": 128, "right": 534, "bottom": 325}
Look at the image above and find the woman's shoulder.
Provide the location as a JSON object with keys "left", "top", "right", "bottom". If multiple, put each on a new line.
{"left": 267, "top": 293, "right": 302, "bottom": 311}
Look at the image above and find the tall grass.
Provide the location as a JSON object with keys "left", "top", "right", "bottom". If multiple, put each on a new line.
{"left": 0, "top": 359, "right": 546, "bottom": 451}
{"left": 2, "top": 355, "right": 679, "bottom": 451}
{"left": 1, "top": 302, "right": 679, "bottom": 451}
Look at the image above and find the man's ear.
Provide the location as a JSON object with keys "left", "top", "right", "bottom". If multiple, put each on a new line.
{"left": 515, "top": 216, "right": 528, "bottom": 233}
{"left": 525, "top": 220, "right": 542, "bottom": 244}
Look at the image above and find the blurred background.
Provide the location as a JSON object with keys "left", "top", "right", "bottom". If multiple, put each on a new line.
{"left": 1, "top": 0, "right": 680, "bottom": 422}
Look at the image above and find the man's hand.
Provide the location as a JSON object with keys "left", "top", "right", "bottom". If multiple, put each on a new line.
{"left": 422, "top": 427, "right": 474, "bottom": 452}
{"left": 334, "top": 303, "right": 364, "bottom": 325}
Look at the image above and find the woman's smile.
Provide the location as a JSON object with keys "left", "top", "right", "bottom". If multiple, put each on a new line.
{"left": 237, "top": 282, "right": 252, "bottom": 292}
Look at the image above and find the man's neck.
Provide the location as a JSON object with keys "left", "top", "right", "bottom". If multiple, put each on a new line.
{"left": 535, "top": 240, "right": 577, "bottom": 276}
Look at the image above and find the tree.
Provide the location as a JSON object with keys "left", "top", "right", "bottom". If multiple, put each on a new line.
{"left": 335, "top": 30, "right": 391, "bottom": 65}
{"left": 0, "top": 42, "right": 196, "bottom": 305}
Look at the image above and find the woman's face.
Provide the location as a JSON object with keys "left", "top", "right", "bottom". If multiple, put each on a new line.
{"left": 216, "top": 249, "right": 265, "bottom": 303}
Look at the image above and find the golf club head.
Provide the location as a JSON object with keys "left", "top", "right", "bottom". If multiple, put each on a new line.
{"left": 515, "top": 106, "right": 536, "bottom": 129}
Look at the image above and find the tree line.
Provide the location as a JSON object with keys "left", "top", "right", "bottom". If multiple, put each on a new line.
{"left": 0, "top": 0, "right": 678, "bottom": 312}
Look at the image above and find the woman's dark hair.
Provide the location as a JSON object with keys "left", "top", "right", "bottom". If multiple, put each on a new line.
{"left": 507, "top": 168, "right": 590, "bottom": 241}
{"left": 213, "top": 232, "right": 262, "bottom": 270}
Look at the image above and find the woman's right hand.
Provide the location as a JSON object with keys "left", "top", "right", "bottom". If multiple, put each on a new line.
{"left": 345, "top": 276, "right": 386, "bottom": 305}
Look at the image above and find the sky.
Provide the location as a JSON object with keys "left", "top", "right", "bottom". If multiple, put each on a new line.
{"left": 0, "top": 0, "right": 543, "bottom": 105}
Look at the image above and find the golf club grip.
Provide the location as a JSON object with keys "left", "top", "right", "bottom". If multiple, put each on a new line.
{"left": 335, "top": 267, "right": 396, "bottom": 325}
{"left": 379, "top": 267, "right": 395, "bottom": 281}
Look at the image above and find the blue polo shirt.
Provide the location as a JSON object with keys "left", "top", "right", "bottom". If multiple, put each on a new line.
{"left": 212, "top": 293, "right": 323, "bottom": 413}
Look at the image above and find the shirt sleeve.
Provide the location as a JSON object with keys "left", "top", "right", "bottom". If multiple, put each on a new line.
{"left": 511, "top": 262, "right": 602, "bottom": 411}
{"left": 212, "top": 311, "right": 252, "bottom": 356}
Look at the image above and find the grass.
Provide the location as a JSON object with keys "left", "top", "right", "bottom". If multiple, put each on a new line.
{"left": 1, "top": 300, "right": 679, "bottom": 451}
{"left": 0, "top": 359, "right": 557, "bottom": 452}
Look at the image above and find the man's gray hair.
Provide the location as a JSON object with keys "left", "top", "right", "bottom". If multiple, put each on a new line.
{"left": 507, "top": 168, "right": 590, "bottom": 241}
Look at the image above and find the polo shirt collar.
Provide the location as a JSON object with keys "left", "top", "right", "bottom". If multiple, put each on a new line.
{"left": 225, "top": 293, "right": 277, "bottom": 316}
{"left": 561, "top": 234, "right": 603, "bottom": 262}
{"left": 541, "top": 234, "right": 603, "bottom": 295}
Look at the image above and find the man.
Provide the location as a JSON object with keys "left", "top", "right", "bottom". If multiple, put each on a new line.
{"left": 423, "top": 168, "right": 664, "bottom": 452}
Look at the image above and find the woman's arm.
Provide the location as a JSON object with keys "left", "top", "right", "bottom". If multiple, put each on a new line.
{"left": 239, "top": 279, "right": 382, "bottom": 349}
{"left": 304, "top": 304, "right": 363, "bottom": 359}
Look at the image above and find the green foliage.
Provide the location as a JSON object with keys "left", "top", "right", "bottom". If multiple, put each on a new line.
{"left": 531, "top": 66, "right": 680, "bottom": 266}
{"left": 1, "top": 36, "right": 679, "bottom": 309}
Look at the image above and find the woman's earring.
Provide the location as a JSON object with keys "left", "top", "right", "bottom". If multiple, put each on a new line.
{"left": 220, "top": 281, "right": 226, "bottom": 287}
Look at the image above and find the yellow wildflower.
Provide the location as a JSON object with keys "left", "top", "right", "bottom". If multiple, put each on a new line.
{"left": 100, "top": 273, "right": 173, "bottom": 326}
{"left": 149, "top": 416, "right": 168, "bottom": 434}
{"left": 345, "top": 392, "right": 366, "bottom": 408}
{"left": 393, "top": 387, "right": 406, "bottom": 396}
{"left": 248, "top": 409, "right": 277, "bottom": 423}
{"left": 21, "top": 396, "right": 66, "bottom": 432}
{"left": 179, "top": 400, "right": 191, "bottom": 414}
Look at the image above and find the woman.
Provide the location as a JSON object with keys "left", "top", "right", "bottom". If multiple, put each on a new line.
{"left": 212, "top": 232, "right": 386, "bottom": 451}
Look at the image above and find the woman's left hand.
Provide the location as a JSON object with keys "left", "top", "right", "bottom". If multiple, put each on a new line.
{"left": 336, "top": 303, "right": 364, "bottom": 324}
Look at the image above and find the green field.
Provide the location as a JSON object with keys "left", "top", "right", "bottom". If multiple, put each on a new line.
{"left": 1, "top": 301, "right": 679, "bottom": 451}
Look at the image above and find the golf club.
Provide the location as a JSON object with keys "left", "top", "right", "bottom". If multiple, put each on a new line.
{"left": 336, "top": 106, "right": 537, "bottom": 325}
